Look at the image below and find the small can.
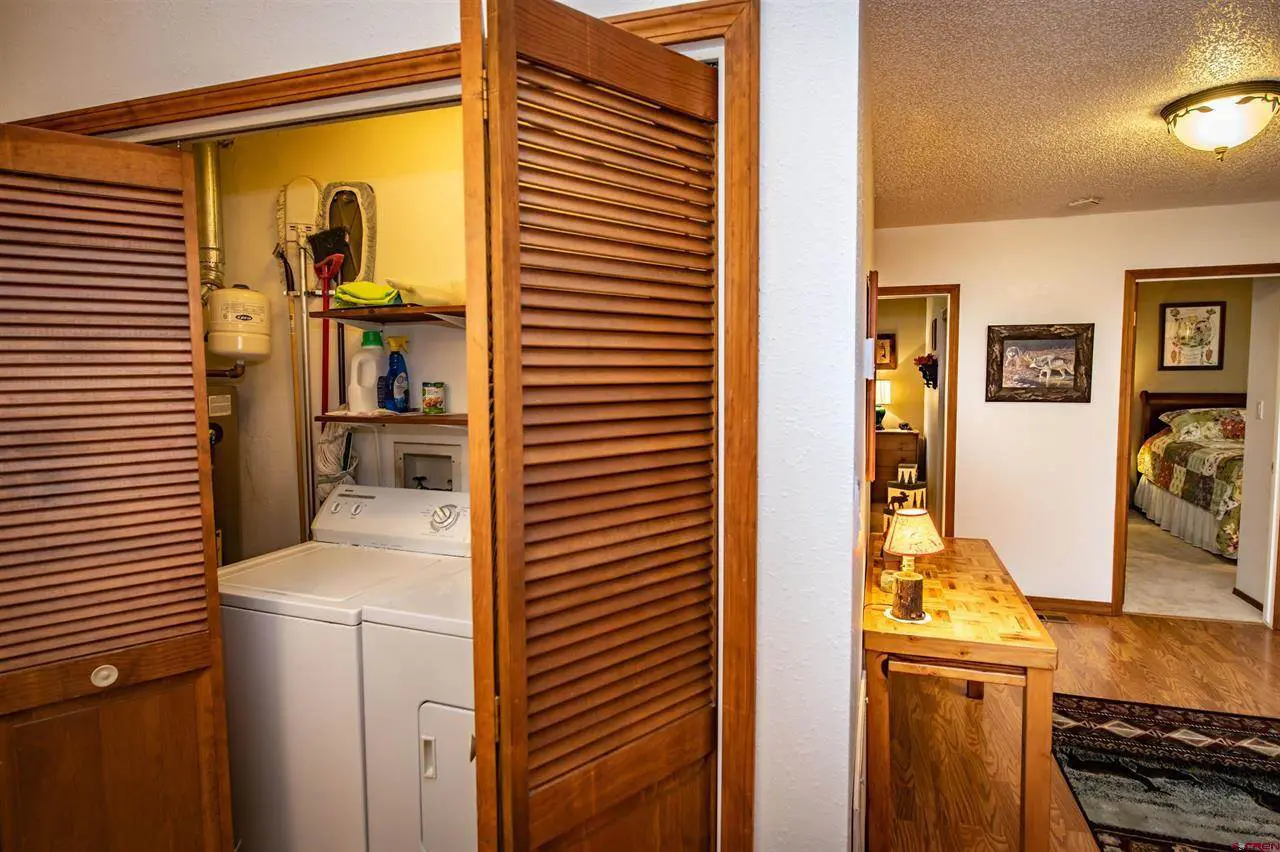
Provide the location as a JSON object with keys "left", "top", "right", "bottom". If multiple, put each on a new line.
{"left": 421, "top": 381, "right": 447, "bottom": 415}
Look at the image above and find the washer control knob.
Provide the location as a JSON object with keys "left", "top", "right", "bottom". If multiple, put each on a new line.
{"left": 90, "top": 665, "right": 119, "bottom": 688}
{"left": 351, "top": 504, "right": 364, "bottom": 517}
{"left": 330, "top": 502, "right": 343, "bottom": 514}
{"left": 430, "top": 504, "right": 461, "bottom": 532}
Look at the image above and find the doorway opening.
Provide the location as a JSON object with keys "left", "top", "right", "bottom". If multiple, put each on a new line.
{"left": 1114, "top": 265, "right": 1280, "bottom": 624}
{"left": 874, "top": 284, "right": 958, "bottom": 536}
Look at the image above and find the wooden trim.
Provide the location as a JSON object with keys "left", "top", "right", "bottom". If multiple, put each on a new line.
{"left": 720, "top": 3, "right": 759, "bottom": 850}
{"left": 863, "top": 650, "right": 891, "bottom": 852}
{"left": 1025, "top": 596, "right": 1113, "bottom": 616}
{"left": 865, "top": 271, "right": 878, "bottom": 484}
{"left": 1126, "top": 264, "right": 1280, "bottom": 281}
{"left": 484, "top": 0, "right": 530, "bottom": 847}
{"left": 886, "top": 659, "right": 1026, "bottom": 687}
{"left": 1112, "top": 263, "right": 1280, "bottom": 621}
{"left": 1112, "top": 271, "right": 1139, "bottom": 616}
{"left": 17, "top": 45, "right": 462, "bottom": 136}
{"left": 878, "top": 283, "right": 959, "bottom": 536}
{"left": 0, "top": 123, "right": 184, "bottom": 187}
{"left": 16, "top": 1, "right": 748, "bottom": 137}
{"left": 1233, "top": 587, "right": 1265, "bottom": 612}
{"left": 460, "top": 1, "right": 499, "bottom": 849}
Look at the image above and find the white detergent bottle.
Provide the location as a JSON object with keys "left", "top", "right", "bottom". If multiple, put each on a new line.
{"left": 347, "top": 330, "right": 384, "bottom": 413}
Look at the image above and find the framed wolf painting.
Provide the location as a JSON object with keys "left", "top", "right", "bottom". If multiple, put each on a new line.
{"left": 986, "top": 323, "right": 1095, "bottom": 403}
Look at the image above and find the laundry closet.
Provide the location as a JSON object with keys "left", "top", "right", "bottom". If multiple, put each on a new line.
{"left": 0, "top": 1, "right": 732, "bottom": 848}
{"left": 194, "top": 104, "right": 481, "bottom": 852}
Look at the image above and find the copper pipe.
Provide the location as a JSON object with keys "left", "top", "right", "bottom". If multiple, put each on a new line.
{"left": 206, "top": 362, "right": 246, "bottom": 380}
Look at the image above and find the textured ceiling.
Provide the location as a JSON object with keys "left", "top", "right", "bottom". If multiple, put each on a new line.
{"left": 866, "top": 0, "right": 1280, "bottom": 227}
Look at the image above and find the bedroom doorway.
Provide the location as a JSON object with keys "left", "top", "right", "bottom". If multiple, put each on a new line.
{"left": 1114, "top": 265, "right": 1280, "bottom": 624}
{"left": 873, "top": 284, "right": 958, "bottom": 536}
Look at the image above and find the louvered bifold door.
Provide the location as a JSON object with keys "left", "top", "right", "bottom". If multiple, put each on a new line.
{"left": 0, "top": 125, "right": 219, "bottom": 715}
{"left": 469, "top": 0, "right": 720, "bottom": 848}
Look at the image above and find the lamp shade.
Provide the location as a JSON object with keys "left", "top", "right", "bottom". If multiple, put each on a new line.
{"left": 1162, "top": 81, "right": 1280, "bottom": 158}
{"left": 875, "top": 380, "right": 892, "bottom": 406}
{"left": 883, "top": 508, "right": 943, "bottom": 558}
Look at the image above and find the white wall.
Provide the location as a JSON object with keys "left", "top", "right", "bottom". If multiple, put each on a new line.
{"left": 876, "top": 202, "right": 1280, "bottom": 602}
{"left": 758, "top": 3, "right": 859, "bottom": 848}
{"left": 1238, "top": 278, "right": 1280, "bottom": 617}
{"left": 0, "top": 1, "right": 864, "bottom": 848}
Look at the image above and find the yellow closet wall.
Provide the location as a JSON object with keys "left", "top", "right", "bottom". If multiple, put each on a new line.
{"left": 217, "top": 106, "right": 465, "bottom": 559}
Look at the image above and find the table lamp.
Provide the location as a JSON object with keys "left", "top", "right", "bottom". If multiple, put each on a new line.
{"left": 883, "top": 508, "right": 943, "bottom": 572}
{"left": 875, "top": 380, "right": 891, "bottom": 430}
{"left": 882, "top": 508, "right": 943, "bottom": 621}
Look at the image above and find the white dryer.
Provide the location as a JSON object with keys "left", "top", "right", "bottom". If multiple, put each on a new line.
{"left": 362, "top": 576, "right": 476, "bottom": 852}
{"left": 218, "top": 485, "right": 470, "bottom": 852}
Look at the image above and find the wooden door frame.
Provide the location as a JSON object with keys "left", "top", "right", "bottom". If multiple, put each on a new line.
{"left": 876, "top": 284, "right": 959, "bottom": 536}
{"left": 17, "top": 0, "right": 761, "bottom": 845}
{"left": 1113, "top": 264, "right": 1280, "bottom": 621}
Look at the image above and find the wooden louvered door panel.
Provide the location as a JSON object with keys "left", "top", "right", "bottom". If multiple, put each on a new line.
{"left": 0, "top": 124, "right": 230, "bottom": 851}
{"left": 465, "top": 0, "right": 719, "bottom": 848}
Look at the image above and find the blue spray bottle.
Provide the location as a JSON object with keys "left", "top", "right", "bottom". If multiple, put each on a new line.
{"left": 386, "top": 337, "right": 411, "bottom": 413}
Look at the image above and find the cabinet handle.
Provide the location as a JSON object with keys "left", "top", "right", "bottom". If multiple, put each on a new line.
{"left": 90, "top": 665, "right": 119, "bottom": 688}
{"left": 470, "top": 734, "right": 477, "bottom": 763}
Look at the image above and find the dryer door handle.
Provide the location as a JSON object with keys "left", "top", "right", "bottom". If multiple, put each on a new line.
{"left": 421, "top": 736, "right": 437, "bottom": 780}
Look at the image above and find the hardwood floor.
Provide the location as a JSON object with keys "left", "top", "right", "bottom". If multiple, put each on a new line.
{"left": 882, "top": 613, "right": 1280, "bottom": 850}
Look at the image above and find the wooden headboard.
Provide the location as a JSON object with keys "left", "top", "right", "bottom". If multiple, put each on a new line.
{"left": 1138, "top": 391, "right": 1247, "bottom": 442}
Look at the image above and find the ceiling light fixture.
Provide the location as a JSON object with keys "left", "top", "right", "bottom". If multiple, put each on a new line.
{"left": 1161, "top": 81, "right": 1280, "bottom": 160}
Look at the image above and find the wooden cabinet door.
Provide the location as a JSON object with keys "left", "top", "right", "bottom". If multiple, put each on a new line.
{"left": 0, "top": 671, "right": 225, "bottom": 852}
{"left": 462, "top": 1, "right": 719, "bottom": 848}
{"left": 0, "top": 124, "right": 230, "bottom": 850}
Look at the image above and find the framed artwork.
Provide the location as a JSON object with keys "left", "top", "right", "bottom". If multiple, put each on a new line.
{"left": 1159, "top": 301, "right": 1225, "bottom": 370}
{"left": 875, "top": 333, "right": 898, "bottom": 369}
{"left": 986, "top": 323, "right": 1095, "bottom": 403}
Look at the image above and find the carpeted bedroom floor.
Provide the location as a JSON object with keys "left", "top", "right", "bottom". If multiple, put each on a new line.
{"left": 1124, "top": 510, "right": 1264, "bottom": 623}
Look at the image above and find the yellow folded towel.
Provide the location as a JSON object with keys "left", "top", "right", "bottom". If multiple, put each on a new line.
{"left": 334, "top": 280, "right": 403, "bottom": 308}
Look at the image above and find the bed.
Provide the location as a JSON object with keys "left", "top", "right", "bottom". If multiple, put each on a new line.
{"left": 1134, "top": 391, "right": 1247, "bottom": 558}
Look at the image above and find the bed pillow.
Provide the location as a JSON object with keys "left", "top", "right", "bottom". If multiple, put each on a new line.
{"left": 1160, "top": 408, "right": 1246, "bottom": 441}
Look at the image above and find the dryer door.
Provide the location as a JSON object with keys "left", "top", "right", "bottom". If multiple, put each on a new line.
{"left": 419, "top": 702, "right": 477, "bottom": 852}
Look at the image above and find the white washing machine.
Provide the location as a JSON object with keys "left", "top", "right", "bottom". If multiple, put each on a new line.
{"left": 362, "top": 574, "right": 476, "bottom": 852}
{"left": 218, "top": 485, "right": 471, "bottom": 852}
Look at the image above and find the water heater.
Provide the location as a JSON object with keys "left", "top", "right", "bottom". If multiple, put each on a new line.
{"left": 208, "top": 284, "right": 271, "bottom": 362}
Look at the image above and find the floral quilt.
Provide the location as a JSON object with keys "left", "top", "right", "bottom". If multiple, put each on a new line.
{"left": 1137, "top": 429, "right": 1243, "bottom": 556}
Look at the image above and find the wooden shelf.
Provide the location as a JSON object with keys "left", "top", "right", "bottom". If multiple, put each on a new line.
{"left": 315, "top": 412, "right": 468, "bottom": 427}
{"left": 308, "top": 304, "right": 466, "bottom": 329}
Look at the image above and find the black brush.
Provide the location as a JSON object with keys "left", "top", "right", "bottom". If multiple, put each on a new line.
{"left": 306, "top": 226, "right": 349, "bottom": 264}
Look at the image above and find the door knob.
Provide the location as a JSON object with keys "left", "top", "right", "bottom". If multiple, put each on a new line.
{"left": 90, "top": 665, "right": 119, "bottom": 688}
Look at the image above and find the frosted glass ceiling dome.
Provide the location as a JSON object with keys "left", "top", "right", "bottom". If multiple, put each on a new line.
{"left": 1161, "top": 81, "right": 1280, "bottom": 160}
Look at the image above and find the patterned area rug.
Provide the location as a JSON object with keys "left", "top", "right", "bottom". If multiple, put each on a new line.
{"left": 1053, "top": 694, "right": 1280, "bottom": 851}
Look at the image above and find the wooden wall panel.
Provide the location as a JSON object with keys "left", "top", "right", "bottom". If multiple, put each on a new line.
{"left": 0, "top": 671, "right": 224, "bottom": 852}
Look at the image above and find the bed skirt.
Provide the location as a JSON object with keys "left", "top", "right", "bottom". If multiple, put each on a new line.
{"left": 1134, "top": 475, "right": 1230, "bottom": 558}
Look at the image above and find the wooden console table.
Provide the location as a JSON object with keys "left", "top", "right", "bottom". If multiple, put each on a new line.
{"left": 864, "top": 537, "right": 1058, "bottom": 851}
